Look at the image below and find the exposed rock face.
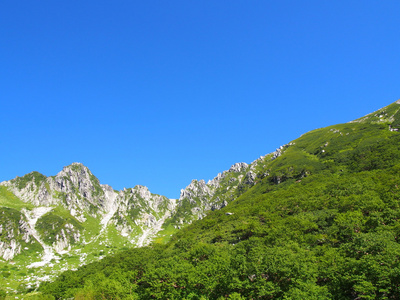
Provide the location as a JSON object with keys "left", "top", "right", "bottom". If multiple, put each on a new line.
{"left": 0, "top": 142, "right": 293, "bottom": 261}
{"left": 49, "top": 163, "right": 106, "bottom": 213}
{"left": 0, "top": 239, "right": 21, "bottom": 261}
{"left": 244, "top": 171, "right": 256, "bottom": 185}
{"left": 180, "top": 180, "right": 212, "bottom": 204}
{"left": 0, "top": 207, "right": 34, "bottom": 260}
{"left": 175, "top": 144, "right": 293, "bottom": 224}
{"left": 52, "top": 223, "right": 81, "bottom": 253}
{"left": 0, "top": 163, "right": 177, "bottom": 261}
{"left": 1, "top": 163, "right": 109, "bottom": 215}
{"left": 111, "top": 185, "right": 177, "bottom": 245}
{"left": 229, "top": 163, "right": 248, "bottom": 173}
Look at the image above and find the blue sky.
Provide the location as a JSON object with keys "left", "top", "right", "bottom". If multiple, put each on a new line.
{"left": 1, "top": 1, "right": 400, "bottom": 198}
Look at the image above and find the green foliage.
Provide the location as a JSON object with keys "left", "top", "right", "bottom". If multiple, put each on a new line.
{"left": 36, "top": 212, "right": 83, "bottom": 245}
{"left": 1, "top": 271, "right": 11, "bottom": 278}
{"left": 23, "top": 293, "right": 55, "bottom": 300}
{"left": 127, "top": 207, "right": 141, "bottom": 221}
{"left": 0, "top": 207, "right": 28, "bottom": 247}
{"left": 0, "top": 186, "right": 34, "bottom": 210}
{"left": 39, "top": 169, "right": 400, "bottom": 298}
{"left": 31, "top": 101, "right": 400, "bottom": 298}
{"left": 164, "top": 198, "right": 195, "bottom": 227}
{"left": 12, "top": 171, "right": 47, "bottom": 190}
{"left": 89, "top": 172, "right": 104, "bottom": 198}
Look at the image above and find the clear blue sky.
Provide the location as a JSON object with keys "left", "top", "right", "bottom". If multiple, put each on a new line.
{"left": 1, "top": 1, "right": 399, "bottom": 198}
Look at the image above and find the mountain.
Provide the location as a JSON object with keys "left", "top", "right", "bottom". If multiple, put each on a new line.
{"left": 2, "top": 100, "right": 400, "bottom": 299}
{"left": 0, "top": 163, "right": 177, "bottom": 291}
{"left": 0, "top": 146, "right": 287, "bottom": 292}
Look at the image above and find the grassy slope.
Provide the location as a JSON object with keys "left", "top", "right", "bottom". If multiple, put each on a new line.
{"left": 36, "top": 102, "right": 400, "bottom": 299}
{"left": 0, "top": 186, "right": 34, "bottom": 210}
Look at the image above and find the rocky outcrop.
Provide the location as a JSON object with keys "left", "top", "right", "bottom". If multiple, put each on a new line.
{"left": 0, "top": 207, "right": 35, "bottom": 260}
{"left": 243, "top": 171, "right": 256, "bottom": 185}
{"left": 0, "top": 163, "right": 177, "bottom": 261}
{"left": 180, "top": 180, "right": 212, "bottom": 204}
{"left": 0, "top": 142, "right": 294, "bottom": 261}
{"left": 111, "top": 185, "right": 177, "bottom": 245}
{"left": 1, "top": 163, "right": 110, "bottom": 217}
{"left": 175, "top": 144, "right": 293, "bottom": 224}
{"left": 52, "top": 223, "right": 81, "bottom": 253}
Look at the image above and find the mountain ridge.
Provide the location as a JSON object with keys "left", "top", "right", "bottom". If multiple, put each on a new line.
{"left": 2, "top": 99, "right": 400, "bottom": 297}
{"left": 0, "top": 137, "right": 292, "bottom": 292}
{"left": 33, "top": 99, "right": 400, "bottom": 299}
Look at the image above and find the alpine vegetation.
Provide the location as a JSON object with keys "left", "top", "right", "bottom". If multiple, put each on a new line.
{"left": 1, "top": 100, "right": 400, "bottom": 299}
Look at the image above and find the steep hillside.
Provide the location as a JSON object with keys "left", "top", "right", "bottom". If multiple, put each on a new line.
{"left": 36, "top": 100, "right": 400, "bottom": 299}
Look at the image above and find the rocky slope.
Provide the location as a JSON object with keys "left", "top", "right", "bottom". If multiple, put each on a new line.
{"left": 0, "top": 143, "right": 297, "bottom": 268}
{"left": 0, "top": 163, "right": 178, "bottom": 290}
{"left": 0, "top": 145, "right": 296, "bottom": 266}
{"left": 172, "top": 143, "right": 293, "bottom": 226}
{"left": 0, "top": 207, "right": 33, "bottom": 261}
{"left": 171, "top": 100, "right": 400, "bottom": 227}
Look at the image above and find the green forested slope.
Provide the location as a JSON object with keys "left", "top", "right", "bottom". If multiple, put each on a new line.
{"left": 33, "top": 101, "right": 400, "bottom": 299}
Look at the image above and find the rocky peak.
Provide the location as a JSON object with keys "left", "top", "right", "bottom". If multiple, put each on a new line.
{"left": 207, "top": 173, "right": 224, "bottom": 188}
{"left": 0, "top": 163, "right": 175, "bottom": 265}
{"left": 229, "top": 162, "right": 249, "bottom": 173}
{"left": 1, "top": 172, "right": 50, "bottom": 206}
{"left": 132, "top": 185, "right": 152, "bottom": 202}
{"left": 207, "top": 163, "right": 249, "bottom": 189}
{"left": 59, "top": 162, "right": 90, "bottom": 177}
{"left": 54, "top": 162, "right": 99, "bottom": 192}
{"left": 175, "top": 143, "right": 298, "bottom": 225}
{"left": 179, "top": 179, "right": 211, "bottom": 201}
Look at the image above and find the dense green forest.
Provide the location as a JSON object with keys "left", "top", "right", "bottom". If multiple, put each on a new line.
{"left": 10, "top": 102, "right": 400, "bottom": 299}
